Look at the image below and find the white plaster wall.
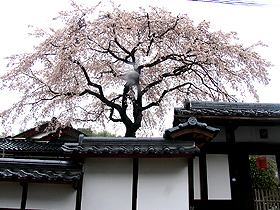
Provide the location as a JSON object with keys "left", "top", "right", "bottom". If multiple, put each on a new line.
{"left": 138, "top": 158, "right": 189, "bottom": 210}
{"left": 193, "top": 157, "right": 201, "bottom": 199}
{"left": 0, "top": 181, "right": 22, "bottom": 208}
{"left": 206, "top": 154, "right": 231, "bottom": 200}
{"left": 81, "top": 158, "right": 133, "bottom": 210}
{"left": 26, "top": 183, "right": 76, "bottom": 210}
{"left": 235, "top": 126, "right": 280, "bottom": 143}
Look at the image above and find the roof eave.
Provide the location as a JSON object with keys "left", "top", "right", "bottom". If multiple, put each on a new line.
{"left": 174, "top": 114, "right": 280, "bottom": 126}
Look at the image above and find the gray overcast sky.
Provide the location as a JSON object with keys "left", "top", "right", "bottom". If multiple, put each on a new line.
{"left": 0, "top": 0, "right": 279, "bottom": 133}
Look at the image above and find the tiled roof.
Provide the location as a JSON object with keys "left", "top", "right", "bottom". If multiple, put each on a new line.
{"left": 0, "top": 158, "right": 82, "bottom": 182}
{"left": 12, "top": 118, "right": 83, "bottom": 143}
{"left": 0, "top": 136, "right": 200, "bottom": 157}
{"left": 175, "top": 101, "right": 280, "bottom": 117}
{"left": 0, "top": 138, "right": 62, "bottom": 152}
{"left": 0, "top": 117, "right": 221, "bottom": 156}
{"left": 61, "top": 135, "right": 200, "bottom": 156}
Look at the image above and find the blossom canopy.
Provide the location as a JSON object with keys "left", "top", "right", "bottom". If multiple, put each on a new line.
{"left": 0, "top": 1, "right": 271, "bottom": 136}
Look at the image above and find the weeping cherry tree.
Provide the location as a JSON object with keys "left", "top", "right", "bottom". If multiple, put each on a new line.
{"left": 0, "top": 1, "right": 271, "bottom": 137}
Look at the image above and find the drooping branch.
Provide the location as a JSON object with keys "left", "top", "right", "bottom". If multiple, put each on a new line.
{"left": 191, "top": 66, "right": 237, "bottom": 101}
{"left": 22, "top": 71, "right": 59, "bottom": 96}
{"left": 70, "top": 59, "right": 128, "bottom": 115}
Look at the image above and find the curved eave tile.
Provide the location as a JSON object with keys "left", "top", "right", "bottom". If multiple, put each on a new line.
{"left": 0, "top": 158, "right": 82, "bottom": 182}
{"left": 0, "top": 168, "right": 81, "bottom": 182}
{"left": 61, "top": 144, "right": 200, "bottom": 157}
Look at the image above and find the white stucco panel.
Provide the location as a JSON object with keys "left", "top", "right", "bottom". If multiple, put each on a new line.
{"left": 138, "top": 158, "right": 189, "bottom": 210}
{"left": 235, "top": 126, "right": 280, "bottom": 143}
{"left": 206, "top": 154, "right": 231, "bottom": 200}
{"left": 0, "top": 181, "right": 22, "bottom": 209}
{"left": 26, "top": 183, "right": 76, "bottom": 210}
{"left": 81, "top": 158, "right": 133, "bottom": 210}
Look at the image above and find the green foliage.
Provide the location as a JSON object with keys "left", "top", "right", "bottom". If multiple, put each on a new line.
{"left": 34, "top": 121, "right": 50, "bottom": 126}
{"left": 0, "top": 131, "right": 15, "bottom": 138}
{"left": 249, "top": 155, "right": 278, "bottom": 190}
{"left": 78, "top": 128, "right": 117, "bottom": 137}
{"left": 0, "top": 132, "right": 7, "bottom": 138}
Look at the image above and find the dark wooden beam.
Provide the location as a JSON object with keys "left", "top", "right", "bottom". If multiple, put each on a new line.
{"left": 175, "top": 115, "right": 280, "bottom": 126}
{"left": 0, "top": 178, "right": 76, "bottom": 185}
{"left": 199, "top": 153, "right": 208, "bottom": 205}
{"left": 194, "top": 200, "right": 233, "bottom": 210}
{"left": 188, "top": 158, "right": 194, "bottom": 210}
{"left": 60, "top": 153, "right": 196, "bottom": 159}
{"left": 132, "top": 158, "right": 139, "bottom": 210}
{"left": 75, "top": 173, "right": 84, "bottom": 210}
{"left": 20, "top": 182, "right": 28, "bottom": 210}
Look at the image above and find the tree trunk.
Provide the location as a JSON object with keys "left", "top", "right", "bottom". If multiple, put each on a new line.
{"left": 125, "top": 126, "right": 137, "bottom": 137}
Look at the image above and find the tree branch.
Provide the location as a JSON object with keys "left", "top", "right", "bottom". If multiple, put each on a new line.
{"left": 28, "top": 94, "right": 61, "bottom": 105}
{"left": 70, "top": 58, "right": 136, "bottom": 128}
{"left": 145, "top": 13, "right": 155, "bottom": 56}
{"left": 106, "top": 47, "right": 135, "bottom": 65}
{"left": 113, "top": 37, "right": 143, "bottom": 65}
{"left": 142, "top": 82, "right": 193, "bottom": 111}
{"left": 109, "top": 107, "right": 122, "bottom": 122}
{"left": 22, "top": 71, "right": 59, "bottom": 96}
{"left": 191, "top": 65, "right": 236, "bottom": 101}
{"left": 141, "top": 64, "right": 190, "bottom": 95}
{"left": 114, "top": 37, "right": 131, "bottom": 56}
{"left": 143, "top": 53, "right": 183, "bottom": 68}
{"left": 156, "top": 16, "right": 180, "bottom": 38}
{"left": 71, "top": 59, "right": 94, "bottom": 86}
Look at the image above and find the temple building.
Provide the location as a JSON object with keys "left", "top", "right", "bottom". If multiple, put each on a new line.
{"left": 1, "top": 101, "right": 280, "bottom": 210}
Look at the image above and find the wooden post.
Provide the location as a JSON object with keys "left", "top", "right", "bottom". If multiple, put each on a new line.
{"left": 75, "top": 173, "right": 84, "bottom": 210}
{"left": 20, "top": 182, "right": 28, "bottom": 210}
{"left": 132, "top": 158, "right": 139, "bottom": 210}
{"left": 199, "top": 153, "right": 208, "bottom": 206}
{"left": 188, "top": 158, "right": 194, "bottom": 210}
